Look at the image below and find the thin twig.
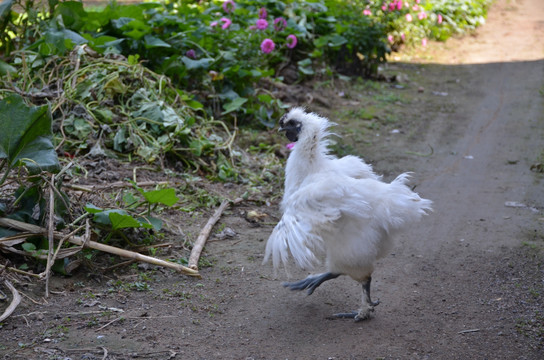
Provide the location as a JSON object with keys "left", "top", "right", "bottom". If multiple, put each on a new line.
{"left": 0, "top": 264, "right": 43, "bottom": 278}
{"left": 96, "top": 317, "right": 123, "bottom": 332}
{"left": 458, "top": 329, "right": 480, "bottom": 334}
{"left": 45, "top": 174, "right": 55, "bottom": 298}
{"left": 0, "top": 280, "right": 22, "bottom": 322}
{"left": 188, "top": 198, "right": 242, "bottom": 270}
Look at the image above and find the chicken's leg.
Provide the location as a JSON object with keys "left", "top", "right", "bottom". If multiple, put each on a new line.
{"left": 283, "top": 272, "right": 340, "bottom": 295}
{"left": 332, "top": 276, "right": 379, "bottom": 321}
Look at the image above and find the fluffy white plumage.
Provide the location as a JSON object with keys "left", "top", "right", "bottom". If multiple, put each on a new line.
{"left": 264, "top": 107, "right": 432, "bottom": 320}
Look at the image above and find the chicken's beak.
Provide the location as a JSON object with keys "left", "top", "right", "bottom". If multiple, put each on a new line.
{"left": 278, "top": 126, "right": 286, "bottom": 132}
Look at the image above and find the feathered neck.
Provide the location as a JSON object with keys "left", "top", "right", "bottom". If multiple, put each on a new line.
{"left": 282, "top": 111, "right": 334, "bottom": 204}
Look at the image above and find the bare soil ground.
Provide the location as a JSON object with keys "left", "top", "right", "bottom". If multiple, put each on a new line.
{"left": 1, "top": 0, "right": 543, "bottom": 359}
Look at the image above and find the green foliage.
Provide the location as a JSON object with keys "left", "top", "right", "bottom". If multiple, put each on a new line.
{"left": 0, "top": 95, "right": 60, "bottom": 177}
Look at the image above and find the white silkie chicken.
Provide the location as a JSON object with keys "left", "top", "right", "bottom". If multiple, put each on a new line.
{"left": 264, "top": 107, "right": 432, "bottom": 321}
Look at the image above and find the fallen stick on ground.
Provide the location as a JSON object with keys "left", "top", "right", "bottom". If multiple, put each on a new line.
{"left": 188, "top": 198, "right": 241, "bottom": 270}
{"left": 0, "top": 218, "right": 200, "bottom": 278}
{"left": 0, "top": 280, "right": 21, "bottom": 322}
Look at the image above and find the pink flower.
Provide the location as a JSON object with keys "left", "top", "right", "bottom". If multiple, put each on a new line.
{"left": 437, "top": 14, "right": 443, "bottom": 24}
{"left": 256, "top": 19, "right": 268, "bottom": 30}
{"left": 274, "top": 17, "right": 287, "bottom": 31}
{"left": 220, "top": 17, "right": 232, "bottom": 29}
{"left": 210, "top": 21, "right": 218, "bottom": 28}
{"left": 363, "top": 9, "right": 372, "bottom": 16}
{"left": 222, "top": 0, "right": 235, "bottom": 13}
{"left": 258, "top": 7, "right": 267, "bottom": 19}
{"left": 422, "top": 38, "right": 427, "bottom": 47}
{"left": 388, "top": 35, "right": 394, "bottom": 43}
{"left": 286, "top": 34, "right": 297, "bottom": 49}
{"left": 401, "top": 33, "right": 406, "bottom": 41}
{"left": 381, "top": 4, "right": 387, "bottom": 11}
{"left": 405, "top": 13, "right": 413, "bottom": 22}
{"left": 416, "top": 0, "right": 420, "bottom": 3}
{"left": 186, "top": 49, "right": 196, "bottom": 59}
{"left": 412, "top": 5, "right": 419, "bottom": 11}
{"left": 260, "top": 39, "right": 275, "bottom": 53}
{"left": 418, "top": 12, "right": 427, "bottom": 20}
{"left": 397, "top": 1, "right": 403, "bottom": 10}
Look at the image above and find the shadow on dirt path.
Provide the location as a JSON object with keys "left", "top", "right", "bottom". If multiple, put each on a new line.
{"left": 2, "top": 0, "right": 543, "bottom": 359}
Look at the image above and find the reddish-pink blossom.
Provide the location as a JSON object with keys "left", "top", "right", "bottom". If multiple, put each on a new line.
{"left": 186, "top": 49, "right": 196, "bottom": 59}
{"left": 258, "top": 7, "right": 267, "bottom": 19}
{"left": 274, "top": 17, "right": 287, "bottom": 31}
{"left": 422, "top": 38, "right": 427, "bottom": 47}
{"left": 387, "top": 35, "right": 394, "bottom": 43}
{"left": 286, "top": 34, "right": 297, "bottom": 49}
{"left": 381, "top": 4, "right": 387, "bottom": 11}
{"left": 220, "top": 17, "right": 232, "bottom": 29}
{"left": 401, "top": 33, "right": 406, "bottom": 41}
{"left": 412, "top": 5, "right": 419, "bottom": 11}
{"left": 222, "top": 0, "right": 235, "bottom": 13}
{"left": 405, "top": 13, "right": 413, "bottom": 22}
{"left": 437, "top": 14, "right": 443, "bottom": 24}
{"left": 256, "top": 19, "right": 268, "bottom": 30}
{"left": 418, "top": 12, "right": 427, "bottom": 20}
{"left": 261, "top": 39, "right": 275, "bottom": 53}
{"left": 397, "top": 1, "right": 403, "bottom": 10}
{"left": 363, "top": 9, "right": 372, "bottom": 16}
{"left": 210, "top": 21, "right": 218, "bottom": 28}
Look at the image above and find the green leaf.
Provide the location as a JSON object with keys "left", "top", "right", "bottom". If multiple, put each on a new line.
{"left": 137, "top": 216, "right": 162, "bottom": 230}
{"left": 109, "top": 212, "right": 147, "bottom": 230}
{"left": 21, "top": 242, "right": 37, "bottom": 252}
{"left": 329, "top": 35, "right": 348, "bottom": 47}
{"left": 181, "top": 57, "right": 214, "bottom": 70}
{"left": 0, "top": 95, "right": 59, "bottom": 174}
{"left": 91, "top": 209, "right": 127, "bottom": 226}
{"left": 84, "top": 203, "right": 103, "bottom": 214}
{"left": 0, "top": 60, "right": 16, "bottom": 76}
{"left": 222, "top": 97, "right": 247, "bottom": 115}
{"left": 142, "top": 188, "right": 179, "bottom": 206}
{"left": 144, "top": 35, "right": 171, "bottom": 49}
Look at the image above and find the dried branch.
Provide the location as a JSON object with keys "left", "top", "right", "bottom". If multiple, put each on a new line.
{"left": 0, "top": 280, "right": 22, "bottom": 322}
{"left": 188, "top": 198, "right": 241, "bottom": 270}
{"left": 0, "top": 218, "right": 200, "bottom": 278}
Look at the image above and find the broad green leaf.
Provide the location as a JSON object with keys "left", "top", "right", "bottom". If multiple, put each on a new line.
{"left": 142, "top": 188, "right": 179, "bottom": 206}
{"left": 0, "top": 0, "right": 14, "bottom": 23}
{"left": 84, "top": 203, "right": 103, "bottom": 214}
{"left": 0, "top": 95, "right": 60, "bottom": 174}
{"left": 137, "top": 216, "right": 162, "bottom": 230}
{"left": 144, "top": 35, "right": 171, "bottom": 49}
{"left": 329, "top": 35, "right": 348, "bottom": 47}
{"left": 92, "top": 209, "right": 127, "bottom": 226}
{"left": 109, "top": 212, "right": 149, "bottom": 230}
{"left": 222, "top": 97, "right": 247, "bottom": 115}
{"left": 182, "top": 57, "right": 214, "bottom": 70}
{"left": 0, "top": 60, "right": 16, "bottom": 76}
{"left": 21, "top": 242, "right": 37, "bottom": 252}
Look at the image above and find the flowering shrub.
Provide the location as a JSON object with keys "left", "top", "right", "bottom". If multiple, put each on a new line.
{"left": 0, "top": 0, "right": 492, "bottom": 127}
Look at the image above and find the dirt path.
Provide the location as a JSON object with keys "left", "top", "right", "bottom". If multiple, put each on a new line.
{"left": 2, "top": 0, "right": 543, "bottom": 359}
